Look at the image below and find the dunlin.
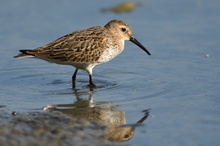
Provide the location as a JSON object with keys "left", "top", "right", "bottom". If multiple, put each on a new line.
{"left": 14, "top": 19, "right": 151, "bottom": 88}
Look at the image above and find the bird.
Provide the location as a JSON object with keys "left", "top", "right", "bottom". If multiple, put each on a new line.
{"left": 14, "top": 19, "right": 151, "bottom": 88}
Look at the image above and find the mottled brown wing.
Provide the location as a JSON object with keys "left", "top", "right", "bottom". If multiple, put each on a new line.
{"left": 35, "top": 26, "right": 108, "bottom": 63}
{"left": 48, "top": 36, "right": 107, "bottom": 63}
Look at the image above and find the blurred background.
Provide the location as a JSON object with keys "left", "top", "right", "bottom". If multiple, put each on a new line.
{"left": 0, "top": 0, "right": 220, "bottom": 146}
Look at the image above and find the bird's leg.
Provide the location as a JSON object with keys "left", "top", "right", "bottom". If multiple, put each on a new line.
{"left": 89, "top": 74, "right": 96, "bottom": 88}
{"left": 72, "top": 69, "right": 78, "bottom": 88}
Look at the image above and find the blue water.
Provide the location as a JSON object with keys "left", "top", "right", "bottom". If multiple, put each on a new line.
{"left": 0, "top": 0, "right": 220, "bottom": 145}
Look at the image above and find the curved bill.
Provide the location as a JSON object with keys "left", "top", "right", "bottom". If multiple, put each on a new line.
{"left": 129, "top": 36, "right": 151, "bottom": 55}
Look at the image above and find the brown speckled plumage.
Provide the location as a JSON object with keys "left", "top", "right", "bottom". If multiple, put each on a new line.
{"left": 14, "top": 20, "right": 151, "bottom": 88}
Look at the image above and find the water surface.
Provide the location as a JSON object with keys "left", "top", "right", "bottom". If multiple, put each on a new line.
{"left": 0, "top": 0, "right": 220, "bottom": 146}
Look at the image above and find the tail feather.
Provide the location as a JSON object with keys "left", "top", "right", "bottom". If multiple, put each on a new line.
{"left": 14, "top": 50, "right": 35, "bottom": 58}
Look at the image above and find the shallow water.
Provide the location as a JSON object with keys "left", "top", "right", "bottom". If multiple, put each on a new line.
{"left": 1, "top": 0, "right": 220, "bottom": 145}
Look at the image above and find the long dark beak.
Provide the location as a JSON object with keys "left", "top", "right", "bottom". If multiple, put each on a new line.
{"left": 130, "top": 36, "right": 151, "bottom": 55}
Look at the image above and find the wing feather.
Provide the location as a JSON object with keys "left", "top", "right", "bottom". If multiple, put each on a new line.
{"left": 31, "top": 26, "right": 109, "bottom": 63}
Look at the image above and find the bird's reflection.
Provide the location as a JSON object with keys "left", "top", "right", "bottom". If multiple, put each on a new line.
{"left": 43, "top": 89, "right": 150, "bottom": 142}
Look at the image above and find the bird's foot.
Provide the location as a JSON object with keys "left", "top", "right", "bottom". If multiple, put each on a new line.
{"left": 88, "top": 83, "right": 97, "bottom": 88}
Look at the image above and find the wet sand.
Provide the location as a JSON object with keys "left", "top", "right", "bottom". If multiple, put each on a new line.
{"left": 0, "top": 111, "right": 124, "bottom": 146}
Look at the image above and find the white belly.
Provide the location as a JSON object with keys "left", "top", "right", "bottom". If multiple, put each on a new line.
{"left": 97, "top": 41, "right": 124, "bottom": 63}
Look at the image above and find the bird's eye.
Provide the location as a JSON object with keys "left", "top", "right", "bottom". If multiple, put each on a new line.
{"left": 124, "top": 134, "right": 130, "bottom": 139}
{"left": 121, "top": 28, "right": 126, "bottom": 32}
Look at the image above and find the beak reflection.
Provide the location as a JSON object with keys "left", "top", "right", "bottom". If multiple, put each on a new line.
{"left": 43, "top": 90, "right": 150, "bottom": 142}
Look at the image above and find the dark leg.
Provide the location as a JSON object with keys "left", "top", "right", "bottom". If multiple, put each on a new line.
{"left": 72, "top": 69, "right": 78, "bottom": 88}
{"left": 89, "top": 74, "right": 96, "bottom": 88}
